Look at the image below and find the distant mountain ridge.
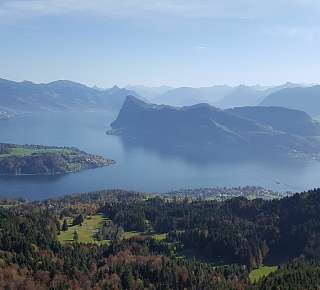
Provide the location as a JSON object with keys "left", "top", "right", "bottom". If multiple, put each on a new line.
{"left": 216, "top": 85, "right": 266, "bottom": 108}
{"left": 226, "top": 106, "right": 320, "bottom": 136}
{"left": 260, "top": 85, "right": 320, "bottom": 117}
{"left": 109, "top": 96, "right": 320, "bottom": 160}
{"left": 1, "top": 78, "right": 310, "bottom": 114}
{"left": 0, "top": 78, "right": 139, "bottom": 113}
{"left": 152, "top": 83, "right": 303, "bottom": 108}
{"left": 125, "top": 85, "right": 173, "bottom": 99}
{"left": 153, "top": 85, "right": 234, "bottom": 106}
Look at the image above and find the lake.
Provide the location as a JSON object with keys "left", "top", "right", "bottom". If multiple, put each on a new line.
{"left": 0, "top": 111, "right": 320, "bottom": 200}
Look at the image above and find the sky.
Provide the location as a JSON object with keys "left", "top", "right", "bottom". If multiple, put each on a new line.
{"left": 0, "top": 0, "right": 320, "bottom": 87}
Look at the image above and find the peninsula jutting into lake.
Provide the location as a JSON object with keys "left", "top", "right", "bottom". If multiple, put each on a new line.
{"left": 0, "top": 143, "right": 114, "bottom": 176}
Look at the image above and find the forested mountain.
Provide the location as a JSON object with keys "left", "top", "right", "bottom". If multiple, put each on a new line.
{"left": 0, "top": 78, "right": 139, "bottom": 113}
{"left": 109, "top": 96, "right": 320, "bottom": 160}
{"left": 2, "top": 188, "right": 320, "bottom": 289}
{"left": 260, "top": 85, "right": 320, "bottom": 117}
{"left": 226, "top": 106, "right": 320, "bottom": 136}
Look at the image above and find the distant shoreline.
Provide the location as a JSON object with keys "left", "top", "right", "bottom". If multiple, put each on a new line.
{"left": 0, "top": 161, "right": 115, "bottom": 177}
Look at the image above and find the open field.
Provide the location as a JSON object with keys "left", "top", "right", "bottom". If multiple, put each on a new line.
{"left": 58, "top": 214, "right": 168, "bottom": 244}
{"left": 0, "top": 146, "right": 73, "bottom": 159}
{"left": 249, "top": 266, "right": 278, "bottom": 283}
{"left": 58, "top": 214, "right": 108, "bottom": 244}
{"left": 0, "top": 204, "right": 17, "bottom": 208}
{"left": 151, "top": 233, "right": 167, "bottom": 241}
{"left": 123, "top": 231, "right": 142, "bottom": 239}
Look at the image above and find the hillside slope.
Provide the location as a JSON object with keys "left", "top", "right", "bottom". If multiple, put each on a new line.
{"left": 109, "top": 96, "right": 320, "bottom": 160}
{"left": 0, "top": 78, "right": 139, "bottom": 113}
{"left": 260, "top": 85, "right": 320, "bottom": 117}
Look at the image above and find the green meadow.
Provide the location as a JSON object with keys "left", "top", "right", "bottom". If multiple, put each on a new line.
{"left": 249, "top": 265, "right": 278, "bottom": 283}
{"left": 58, "top": 214, "right": 108, "bottom": 245}
{"left": 58, "top": 214, "right": 168, "bottom": 245}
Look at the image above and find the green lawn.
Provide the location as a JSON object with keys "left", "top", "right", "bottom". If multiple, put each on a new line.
{"left": 58, "top": 214, "right": 108, "bottom": 244}
{"left": 249, "top": 266, "right": 278, "bottom": 283}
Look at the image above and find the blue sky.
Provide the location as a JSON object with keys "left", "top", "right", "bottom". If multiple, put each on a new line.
{"left": 0, "top": 0, "right": 320, "bottom": 87}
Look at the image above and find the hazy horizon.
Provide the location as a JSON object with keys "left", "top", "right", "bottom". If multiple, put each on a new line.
{"left": 1, "top": 0, "right": 320, "bottom": 87}
{"left": 0, "top": 76, "right": 316, "bottom": 90}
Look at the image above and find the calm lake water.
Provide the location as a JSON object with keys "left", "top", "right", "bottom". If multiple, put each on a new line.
{"left": 1, "top": 111, "right": 320, "bottom": 200}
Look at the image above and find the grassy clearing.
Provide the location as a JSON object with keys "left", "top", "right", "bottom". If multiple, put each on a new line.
{"left": 9, "top": 147, "right": 73, "bottom": 157}
{"left": 0, "top": 204, "right": 17, "bottom": 208}
{"left": 58, "top": 214, "right": 168, "bottom": 245}
{"left": 249, "top": 266, "right": 278, "bottom": 283}
{"left": 123, "top": 231, "right": 142, "bottom": 239}
{"left": 123, "top": 232, "right": 167, "bottom": 241}
{"left": 151, "top": 233, "right": 167, "bottom": 241}
{"left": 58, "top": 214, "right": 108, "bottom": 245}
{"left": 0, "top": 146, "right": 74, "bottom": 159}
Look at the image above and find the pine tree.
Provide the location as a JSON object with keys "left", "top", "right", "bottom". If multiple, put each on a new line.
{"left": 73, "top": 214, "right": 84, "bottom": 226}
{"left": 62, "top": 219, "right": 68, "bottom": 231}
{"left": 73, "top": 230, "right": 79, "bottom": 243}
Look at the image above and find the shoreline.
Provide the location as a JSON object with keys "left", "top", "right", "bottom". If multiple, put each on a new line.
{"left": 0, "top": 160, "right": 115, "bottom": 177}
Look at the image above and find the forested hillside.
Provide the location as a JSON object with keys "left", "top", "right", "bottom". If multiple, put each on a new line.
{"left": 0, "top": 143, "right": 114, "bottom": 175}
{"left": 1, "top": 189, "right": 320, "bottom": 289}
{"left": 109, "top": 96, "right": 320, "bottom": 161}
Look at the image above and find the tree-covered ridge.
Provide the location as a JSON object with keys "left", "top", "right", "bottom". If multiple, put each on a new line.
{"left": 2, "top": 189, "right": 320, "bottom": 289}
{"left": 258, "top": 259, "right": 320, "bottom": 290}
{"left": 0, "top": 143, "right": 114, "bottom": 175}
{"left": 0, "top": 205, "right": 252, "bottom": 290}
{"left": 99, "top": 189, "right": 320, "bottom": 268}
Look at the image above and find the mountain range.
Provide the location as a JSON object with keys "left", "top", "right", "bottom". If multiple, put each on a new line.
{"left": 151, "top": 85, "right": 234, "bottom": 106}
{"left": 146, "top": 82, "right": 302, "bottom": 108}
{"left": 109, "top": 96, "right": 320, "bottom": 160}
{"left": 1, "top": 77, "right": 318, "bottom": 119}
{"left": 125, "top": 85, "right": 173, "bottom": 99}
{"left": 260, "top": 85, "right": 320, "bottom": 117}
{"left": 0, "top": 78, "right": 139, "bottom": 113}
